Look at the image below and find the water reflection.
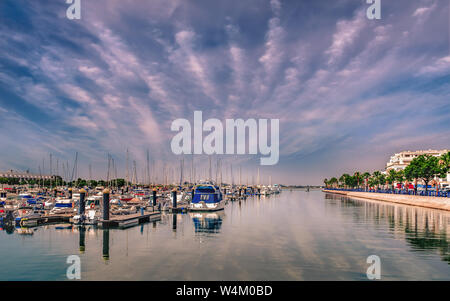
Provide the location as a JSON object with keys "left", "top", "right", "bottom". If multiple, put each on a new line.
{"left": 78, "top": 226, "right": 86, "bottom": 253}
{"left": 1, "top": 191, "right": 449, "bottom": 280}
{"left": 325, "top": 193, "right": 450, "bottom": 264}
{"left": 190, "top": 211, "right": 224, "bottom": 233}
{"left": 172, "top": 214, "right": 177, "bottom": 231}
{"left": 102, "top": 229, "right": 110, "bottom": 261}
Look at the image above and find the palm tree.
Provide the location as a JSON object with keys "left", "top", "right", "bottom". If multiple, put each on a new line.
{"left": 342, "top": 174, "right": 351, "bottom": 189}
{"left": 396, "top": 170, "right": 405, "bottom": 189}
{"left": 362, "top": 172, "right": 371, "bottom": 191}
{"left": 372, "top": 171, "right": 381, "bottom": 190}
{"left": 330, "top": 177, "right": 338, "bottom": 188}
{"left": 354, "top": 172, "right": 361, "bottom": 189}
{"left": 439, "top": 151, "right": 450, "bottom": 176}
{"left": 387, "top": 169, "right": 397, "bottom": 191}
{"left": 323, "top": 178, "right": 328, "bottom": 188}
{"left": 339, "top": 175, "right": 346, "bottom": 188}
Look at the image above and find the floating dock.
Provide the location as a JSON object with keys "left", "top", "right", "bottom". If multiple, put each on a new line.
{"left": 18, "top": 214, "right": 73, "bottom": 227}
{"left": 98, "top": 211, "right": 161, "bottom": 228}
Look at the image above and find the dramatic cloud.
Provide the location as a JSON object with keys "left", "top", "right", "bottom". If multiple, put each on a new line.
{"left": 0, "top": 0, "right": 448, "bottom": 184}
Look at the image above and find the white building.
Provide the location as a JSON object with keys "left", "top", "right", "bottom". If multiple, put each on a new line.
{"left": 386, "top": 149, "right": 450, "bottom": 184}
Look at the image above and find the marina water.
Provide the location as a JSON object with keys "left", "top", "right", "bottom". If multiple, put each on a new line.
{"left": 1, "top": 190, "right": 449, "bottom": 280}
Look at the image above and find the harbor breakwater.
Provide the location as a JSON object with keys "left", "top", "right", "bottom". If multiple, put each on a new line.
{"left": 322, "top": 190, "right": 450, "bottom": 211}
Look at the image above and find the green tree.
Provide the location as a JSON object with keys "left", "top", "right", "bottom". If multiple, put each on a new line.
{"left": 379, "top": 174, "right": 386, "bottom": 189}
{"left": 76, "top": 178, "right": 87, "bottom": 188}
{"left": 396, "top": 170, "right": 405, "bottom": 188}
{"left": 114, "top": 178, "right": 126, "bottom": 187}
{"left": 329, "top": 177, "right": 338, "bottom": 188}
{"left": 362, "top": 172, "right": 371, "bottom": 191}
{"left": 386, "top": 169, "right": 398, "bottom": 191}
{"left": 405, "top": 155, "right": 444, "bottom": 194}
{"left": 439, "top": 151, "right": 450, "bottom": 175}
{"left": 372, "top": 171, "right": 381, "bottom": 190}
{"left": 368, "top": 176, "right": 377, "bottom": 189}
{"left": 353, "top": 172, "right": 363, "bottom": 189}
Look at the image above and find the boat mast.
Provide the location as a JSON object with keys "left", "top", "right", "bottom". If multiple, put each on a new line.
{"left": 133, "top": 160, "right": 138, "bottom": 187}
{"left": 106, "top": 154, "right": 111, "bottom": 188}
{"left": 71, "top": 152, "right": 78, "bottom": 186}
{"left": 257, "top": 168, "right": 260, "bottom": 187}
{"left": 146, "top": 149, "right": 150, "bottom": 187}
{"left": 38, "top": 165, "right": 42, "bottom": 190}
{"left": 50, "top": 153, "right": 53, "bottom": 189}
{"left": 56, "top": 158, "right": 59, "bottom": 187}
{"left": 179, "top": 159, "right": 184, "bottom": 187}
{"left": 239, "top": 165, "right": 241, "bottom": 187}
{"left": 209, "top": 156, "right": 212, "bottom": 182}
{"left": 191, "top": 155, "right": 194, "bottom": 185}
{"left": 126, "top": 149, "right": 129, "bottom": 189}
{"left": 231, "top": 164, "right": 234, "bottom": 187}
{"left": 88, "top": 164, "right": 92, "bottom": 188}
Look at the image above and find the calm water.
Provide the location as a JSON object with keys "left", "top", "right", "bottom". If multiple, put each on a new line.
{"left": 1, "top": 190, "right": 449, "bottom": 280}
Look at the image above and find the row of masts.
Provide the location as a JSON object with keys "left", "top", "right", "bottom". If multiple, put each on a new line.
{"left": 32, "top": 151, "right": 274, "bottom": 188}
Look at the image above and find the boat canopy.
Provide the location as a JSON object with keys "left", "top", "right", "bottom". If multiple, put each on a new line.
{"left": 55, "top": 203, "right": 72, "bottom": 208}
{"left": 195, "top": 186, "right": 216, "bottom": 193}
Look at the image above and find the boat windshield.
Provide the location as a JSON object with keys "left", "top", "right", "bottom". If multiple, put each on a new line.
{"left": 196, "top": 186, "right": 216, "bottom": 193}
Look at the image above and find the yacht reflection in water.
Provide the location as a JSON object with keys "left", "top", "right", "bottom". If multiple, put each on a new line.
{"left": 190, "top": 211, "right": 224, "bottom": 233}
{"left": 325, "top": 193, "right": 450, "bottom": 263}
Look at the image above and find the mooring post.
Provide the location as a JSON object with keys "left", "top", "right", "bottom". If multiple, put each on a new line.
{"left": 152, "top": 189, "right": 157, "bottom": 206}
{"left": 68, "top": 188, "right": 73, "bottom": 199}
{"left": 172, "top": 189, "right": 177, "bottom": 209}
{"left": 102, "top": 188, "right": 110, "bottom": 221}
{"left": 191, "top": 188, "right": 195, "bottom": 203}
{"left": 79, "top": 188, "right": 86, "bottom": 216}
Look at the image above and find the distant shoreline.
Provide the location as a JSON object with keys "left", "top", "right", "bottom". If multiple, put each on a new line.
{"left": 323, "top": 189, "right": 450, "bottom": 212}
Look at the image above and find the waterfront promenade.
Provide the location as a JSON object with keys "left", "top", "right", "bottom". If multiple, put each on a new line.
{"left": 323, "top": 189, "right": 450, "bottom": 211}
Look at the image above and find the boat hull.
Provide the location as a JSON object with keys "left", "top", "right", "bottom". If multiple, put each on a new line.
{"left": 188, "top": 201, "right": 225, "bottom": 212}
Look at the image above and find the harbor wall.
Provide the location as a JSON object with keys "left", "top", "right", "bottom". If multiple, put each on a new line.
{"left": 322, "top": 190, "right": 450, "bottom": 211}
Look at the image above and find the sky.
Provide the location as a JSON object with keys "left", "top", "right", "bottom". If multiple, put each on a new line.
{"left": 0, "top": 0, "right": 449, "bottom": 185}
